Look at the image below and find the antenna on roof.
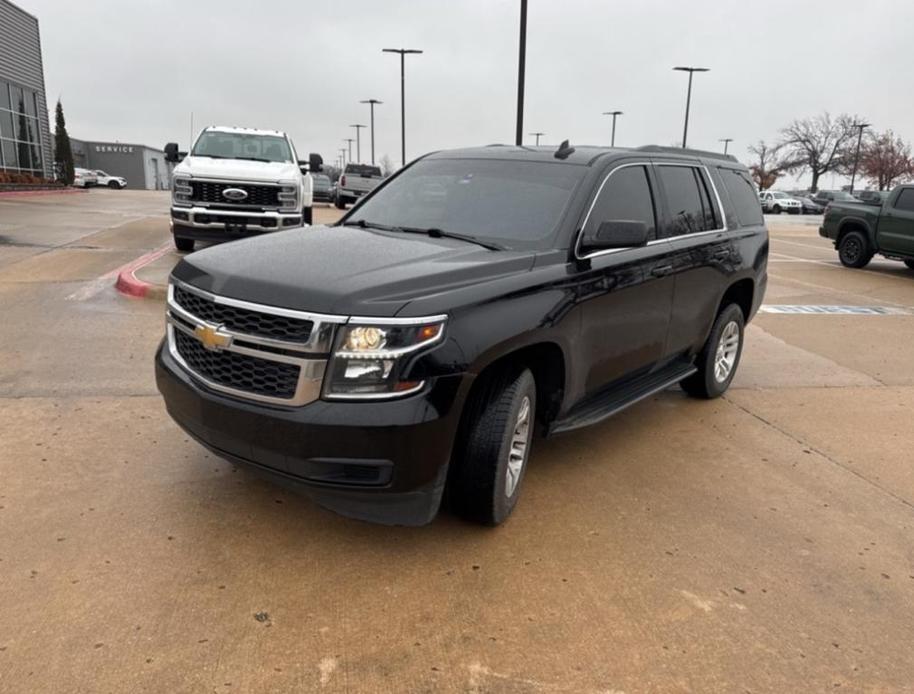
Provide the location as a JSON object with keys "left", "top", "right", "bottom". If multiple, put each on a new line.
{"left": 554, "top": 139, "right": 575, "bottom": 160}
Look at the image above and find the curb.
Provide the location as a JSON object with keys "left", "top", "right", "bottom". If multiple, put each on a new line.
{"left": 111, "top": 243, "right": 172, "bottom": 301}
{"left": 0, "top": 188, "right": 87, "bottom": 198}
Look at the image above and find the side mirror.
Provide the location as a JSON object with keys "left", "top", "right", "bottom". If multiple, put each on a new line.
{"left": 309, "top": 153, "right": 323, "bottom": 173}
{"left": 298, "top": 159, "right": 309, "bottom": 174}
{"left": 164, "top": 142, "right": 182, "bottom": 164}
{"left": 583, "top": 220, "right": 649, "bottom": 252}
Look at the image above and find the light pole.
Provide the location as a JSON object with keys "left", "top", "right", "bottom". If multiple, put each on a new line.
{"left": 849, "top": 122, "right": 871, "bottom": 194}
{"left": 602, "top": 111, "right": 623, "bottom": 147}
{"left": 515, "top": 0, "right": 528, "bottom": 146}
{"left": 360, "top": 99, "right": 383, "bottom": 165}
{"left": 719, "top": 138, "right": 733, "bottom": 155}
{"left": 673, "top": 66, "right": 709, "bottom": 148}
{"left": 382, "top": 48, "right": 423, "bottom": 167}
{"left": 343, "top": 138, "right": 354, "bottom": 164}
{"left": 339, "top": 148, "right": 347, "bottom": 168}
{"left": 529, "top": 132, "right": 545, "bottom": 146}
{"left": 349, "top": 124, "right": 366, "bottom": 163}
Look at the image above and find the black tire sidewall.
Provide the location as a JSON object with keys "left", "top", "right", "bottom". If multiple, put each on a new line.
{"left": 695, "top": 305, "right": 745, "bottom": 398}
{"left": 839, "top": 231, "right": 870, "bottom": 268}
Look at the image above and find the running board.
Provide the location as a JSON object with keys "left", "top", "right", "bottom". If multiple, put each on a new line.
{"left": 548, "top": 362, "right": 697, "bottom": 436}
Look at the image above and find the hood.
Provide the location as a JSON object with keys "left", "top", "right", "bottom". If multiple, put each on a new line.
{"left": 174, "top": 156, "right": 301, "bottom": 183}
{"left": 172, "top": 225, "right": 537, "bottom": 317}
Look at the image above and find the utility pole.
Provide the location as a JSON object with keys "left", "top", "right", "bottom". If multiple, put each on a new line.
{"left": 515, "top": 0, "right": 528, "bottom": 146}
{"left": 529, "top": 132, "right": 545, "bottom": 146}
{"left": 849, "top": 122, "right": 871, "bottom": 194}
{"left": 382, "top": 48, "right": 423, "bottom": 167}
{"left": 602, "top": 111, "right": 623, "bottom": 147}
{"left": 719, "top": 138, "right": 733, "bottom": 155}
{"left": 360, "top": 99, "right": 382, "bottom": 165}
{"left": 343, "top": 138, "right": 354, "bottom": 164}
{"left": 673, "top": 66, "right": 709, "bottom": 148}
{"left": 349, "top": 124, "right": 366, "bottom": 164}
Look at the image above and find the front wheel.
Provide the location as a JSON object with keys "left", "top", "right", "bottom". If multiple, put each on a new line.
{"left": 838, "top": 231, "right": 873, "bottom": 268}
{"left": 174, "top": 236, "right": 194, "bottom": 252}
{"left": 334, "top": 197, "right": 346, "bottom": 210}
{"left": 903, "top": 259, "right": 914, "bottom": 271}
{"left": 681, "top": 304, "right": 745, "bottom": 399}
{"left": 108, "top": 180, "right": 120, "bottom": 189}
{"left": 772, "top": 205, "right": 782, "bottom": 215}
{"left": 449, "top": 369, "right": 536, "bottom": 526}
{"left": 302, "top": 206, "right": 313, "bottom": 225}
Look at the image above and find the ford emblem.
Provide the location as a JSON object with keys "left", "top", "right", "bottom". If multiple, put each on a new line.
{"left": 222, "top": 187, "right": 248, "bottom": 201}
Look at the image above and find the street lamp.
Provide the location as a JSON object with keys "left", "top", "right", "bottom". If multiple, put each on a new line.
{"left": 602, "top": 111, "right": 623, "bottom": 147}
{"left": 849, "top": 122, "right": 871, "bottom": 194}
{"left": 349, "top": 124, "right": 366, "bottom": 164}
{"left": 343, "top": 138, "right": 354, "bottom": 164}
{"left": 360, "top": 99, "right": 383, "bottom": 165}
{"left": 719, "top": 138, "right": 733, "bottom": 155}
{"left": 673, "top": 66, "right": 710, "bottom": 148}
{"left": 529, "top": 132, "right": 545, "bottom": 146}
{"left": 382, "top": 48, "right": 423, "bottom": 167}
{"left": 515, "top": 0, "right": 528, "bottom": 146}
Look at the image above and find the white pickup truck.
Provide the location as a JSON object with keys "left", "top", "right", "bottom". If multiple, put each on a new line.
{"left": 165, "top": 126, "right": 322, "bottom": 252}
{"left": 334, "top": 163, "right": 384, "bottom": 209}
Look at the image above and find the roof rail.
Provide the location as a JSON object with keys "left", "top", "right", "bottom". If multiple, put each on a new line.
{"left": 635, "top": 145, "right": 738, "bottom": 162}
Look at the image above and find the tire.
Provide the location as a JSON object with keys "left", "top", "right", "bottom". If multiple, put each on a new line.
{"left": 838, "top": 231, "right": 873, "bottom": 268}
{"left": 772, "top": 205, "right": 782, "bottom": 215}
{"left": 334, "top": 197, "right": 346, "bottom": 210}
{"left": 903, "top": 259, "right": 914, "bottom": 271}
{"left": 681, "top": 304, "right": 745, "bottom": 400}
{"left": 108, "top": 180, "right": 119, "bottom": 189}
{"left": 303, "top": 206, "right": 313, "bottom": 225}
{"left": 449, "top": 368, "right": 537, "bottom": 526}
{"left": 174, "top": 236, "right": 194, "bottom": 252}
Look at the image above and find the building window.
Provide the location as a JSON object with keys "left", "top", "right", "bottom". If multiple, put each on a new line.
{"left": 0, "top": 80, "right": 44, "bottom": 177}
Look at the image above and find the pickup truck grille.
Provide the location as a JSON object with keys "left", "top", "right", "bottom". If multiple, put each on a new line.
{"left": 190, "top": 181, "right": 281, "bottom": 208}
{"left": 174, "top": 331, "right": 300, "bottom": 399}
{"left": 173, "top": 285, "right": 313, "bottom": 343}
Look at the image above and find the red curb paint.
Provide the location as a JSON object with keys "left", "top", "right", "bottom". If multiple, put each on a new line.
{"left": 110, "top": 243, "right": 172, "bottom": 300}
{"left": 0, "top": 188, "right": 86, "bottom": 198}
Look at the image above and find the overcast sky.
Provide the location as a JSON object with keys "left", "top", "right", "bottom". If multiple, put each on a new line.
{"left": 24, "top": 0, "right": 914, "bottom": 188}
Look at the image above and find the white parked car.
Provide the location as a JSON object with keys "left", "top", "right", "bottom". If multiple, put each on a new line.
{"left": 164, "top": 126, "right": 321, "bottom": 252}
{"left": 73, "top": 168, "right": 98, "bottom": 188}
{"left": 759, "top": 190, "right": 803, "bottom": 215}
{"left": 94, "top": 170, "right": 127, "bottom": 189}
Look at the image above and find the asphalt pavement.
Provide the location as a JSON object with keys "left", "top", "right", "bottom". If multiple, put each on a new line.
{"left": 1, "top": 191, "right": 913, "bottom": 692}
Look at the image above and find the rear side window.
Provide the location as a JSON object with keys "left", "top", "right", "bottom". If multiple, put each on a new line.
{"left": 894, "top": 188, "right": 914, "bottom": 212}
{"left": 585, "top": 165, "right": 657, "bottom": 241}
{"left": 346, "top": 164, "right": 383, "bottom": 177}
{"left": 720, "top": 168, "right": 764, "bottom": 226}
{"left": 656, "top": 165, "right": 721, "bottom": 236}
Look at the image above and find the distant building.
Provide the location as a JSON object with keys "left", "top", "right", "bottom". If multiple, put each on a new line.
{"left": 66, "top": 137, "right": 175, "bottom": 190}
{"left": 0, "top": 0, "right": 53, "bottom": 178}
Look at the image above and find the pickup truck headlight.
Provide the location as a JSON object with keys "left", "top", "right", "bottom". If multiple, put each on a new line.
{"left": 323, "top": 318, "right": 447, "bottom": 398}
{"left": 278, "top": 182, "right": 299, "bottom": 210}
{"left": 173, "top": 177, "right": 192, "bottom": 204}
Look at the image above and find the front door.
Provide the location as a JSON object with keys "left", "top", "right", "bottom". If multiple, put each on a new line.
{"left": 876, "top": 187, "right": 914, "bottom": 256}
{"left": 575, "top": 163, "right": 675, "bottom": 392}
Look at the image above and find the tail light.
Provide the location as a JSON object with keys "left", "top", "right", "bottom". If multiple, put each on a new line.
{"left": 340, "top": 175, "right": 346, "bottom": 186}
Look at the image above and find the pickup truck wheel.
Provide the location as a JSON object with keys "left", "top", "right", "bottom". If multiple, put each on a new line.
{"left": 903, "top": 259, "right": 914, "bottom": 271}
{"left": 303, "top": 206, "right": 313, "bottom": 225}
{"left": 449, "top": 368, "right": 536, "bottom": 525}
{"left": 334, "top": 197, "right": 346, "bottom": 210}
{"left": 174, "top": 236, "right": 194, "bottom": 252}
{"left": 681, "top": 304, "right": 745, "bottom": 399}
{"left": 838, "top": 231, "right": 873, "bottom": 268}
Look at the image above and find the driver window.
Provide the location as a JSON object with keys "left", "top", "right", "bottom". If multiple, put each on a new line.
{"left": 584, "top": 165, "right": 657, "bottom": 241}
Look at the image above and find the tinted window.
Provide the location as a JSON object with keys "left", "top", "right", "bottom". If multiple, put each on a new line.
{"left": 895, "top": 188, "right": 914, "bottom": 212}
{"left": 346, "top": 164, "right": 382, "bottom": 177}
{"left": 657, "top": 165, "right": 720, "bottom": 236}
{"left": 720, "top": 168, "right": 764, "bottom": 226}
{"left": 585, "top": 165, "right": 656, "bottom": 240}
{"left": 347, "top": 158, "right": 585, "bottom": 250}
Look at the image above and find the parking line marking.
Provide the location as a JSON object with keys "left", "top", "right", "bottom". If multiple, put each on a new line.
{"left": 761, "top": 305, "right": 911, "bottom": 315}
{"left": 66, "top": 242, "right": 172, "bottom": 301}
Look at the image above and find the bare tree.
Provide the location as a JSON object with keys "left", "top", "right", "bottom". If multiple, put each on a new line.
{"left": 778, "top": 113, "right": 860, "bottom": 192}
{"left": 858, "top": 130, "right": 914, "bottom": 191}
{"left": 379, "top": 154, "right": 395, "bottom": 177}
{"left": 747, "top": 140, "right": 793, "bottom": 191}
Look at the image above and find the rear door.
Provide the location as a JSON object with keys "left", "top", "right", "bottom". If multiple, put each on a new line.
{"left": 876, "top": 187, "right": 914, "bottom": 256}
{"left": 652, "top": 161, "right": 732, "bottom": 357}
{"left": 576, "top": 162, "right": 675, "bottom": 392}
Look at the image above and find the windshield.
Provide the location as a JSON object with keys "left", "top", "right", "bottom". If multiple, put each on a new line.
{"left": 772, "top": 192, "right": 789, "bottom": 199}
{"left": 346, "top": 158, "right": 585, "bottom": 250}
{"left": 313, "top": 174, "right": 330, "bottom": 184}
{"left": 192, "top": 131, "right": 292, "bottom": 163}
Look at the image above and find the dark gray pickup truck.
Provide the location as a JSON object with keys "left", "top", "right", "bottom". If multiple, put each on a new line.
{"left": 820, "top": 184, "right": 914, "bottom": 269}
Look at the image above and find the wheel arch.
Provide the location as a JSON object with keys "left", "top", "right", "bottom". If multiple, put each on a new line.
{"left": 718, "top": 277, "right": 756, "bottom": 323}
{"left": 836, "top": 217, "right": 876, "bottom": 249}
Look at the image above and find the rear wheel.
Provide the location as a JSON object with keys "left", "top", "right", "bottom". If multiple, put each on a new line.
{"left": 174, "top": 236, "right": 194, "bottom": 252}
{"left": 681, "top": 304, "right": 745, "bottom": 400}
{"left": 449, "top": 368, "right": 536, "bottom": 526}
{"left": 838, "top": 231, "right": 873, "bottom": 268}
{"left": 904, "top": 259, "right": 914, "bottom": 271}
{"left": 334, "top": 197, "right": 346, "bottom": 210}
{"left": 303, "top": 206, "right": 313, "bottom": 225}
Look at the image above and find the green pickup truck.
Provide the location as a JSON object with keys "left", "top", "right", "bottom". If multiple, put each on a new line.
{"left": 819, "top": 184, "right": 914, "bottom": 269}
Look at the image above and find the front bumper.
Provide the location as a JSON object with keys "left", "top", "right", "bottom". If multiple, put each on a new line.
{"left": 171, "top": 206, "right": 303, "bottom": 233}
{"left": 155, "top": 342, "right": 469, "bottom": 525}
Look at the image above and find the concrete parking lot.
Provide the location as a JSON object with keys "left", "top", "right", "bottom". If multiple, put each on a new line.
{"left": 1, "top": 191, "right": 913, "bottom": 692}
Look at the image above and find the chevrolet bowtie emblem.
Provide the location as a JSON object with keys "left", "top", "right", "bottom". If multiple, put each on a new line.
{"left": 194, "top": 324, "right": 232, "bottom": 351}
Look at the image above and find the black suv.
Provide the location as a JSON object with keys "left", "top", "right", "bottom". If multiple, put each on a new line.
{"left": 155, "top": 144, "right": 768, "bottom": 526}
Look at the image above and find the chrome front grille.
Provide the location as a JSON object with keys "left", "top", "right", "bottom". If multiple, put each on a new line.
{"left": 166, "top": 281, "right": 346, "bottom": 406}
{"left": 190, "top": 181, "right": 281, "bottom": 208}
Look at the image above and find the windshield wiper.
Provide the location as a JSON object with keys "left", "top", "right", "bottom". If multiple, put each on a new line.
{"left": 196, "top": 154, "right": 226, "bottom": 159}
{"left": 397, "top": 226, "right": 505, "bottom": 251}
{"left": 341, "top": 219, "right": 398, "bottom": 231}
{"left": 234, "top": 156, "right": 271, "bottom": 163}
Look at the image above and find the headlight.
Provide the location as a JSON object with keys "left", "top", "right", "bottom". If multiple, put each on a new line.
{"left": 173, "top": 177, "right": 192, "bottom": 204}
{"left": 278, "top": 181, "right": 299, "bottom": 210}
{"left": 323, "top": 317, "right": 447, "bottom": 398}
